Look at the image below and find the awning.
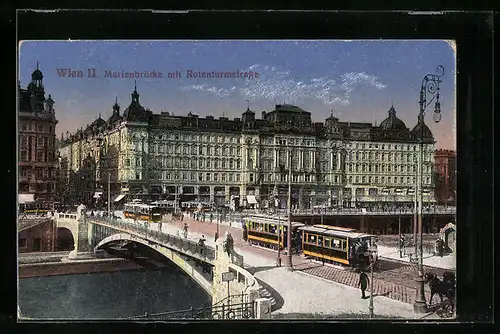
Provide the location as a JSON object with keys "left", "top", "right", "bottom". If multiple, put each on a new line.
{"left": 93, "top": 192, "right": 103, "bottom": 199}
{"left": 247, "top": 195, "right": 258, "bottom": 204}
{"left": 19, "top": 194, "right": 35, "bottom": 204}
{"left": 114, "top": 194, "right": 126, "bottom": 202}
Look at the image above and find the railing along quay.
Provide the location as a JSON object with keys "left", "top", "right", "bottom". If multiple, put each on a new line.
{"left": 241, "top": 207, "right": 456, "bottom": 216}
{"left": 127, "top": 294, "right": 255, "bottom": 320}
{"left": 90, "top": 217, "right": 216, "bottom": 261}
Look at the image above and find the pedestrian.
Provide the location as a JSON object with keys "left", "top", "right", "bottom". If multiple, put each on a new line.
{"left": 183, "top": 222, "right": 189, "bottom": 238}
{"left": 210, "top": 213, "right": 213, "bottom": 223}
{"left": 226, "top": 232, "right": 234, "bottom": 256}
{"left": 198, "top": 235, "right": 206, "bottom": 255}
{"left": 242, "top": 224, "right": 248, "bottom": 241}
{"left": 358, "top": 269, "right": 369, "bottom": 299}
{"left": 215, "top": 231, "right": 219, "bottom": 242}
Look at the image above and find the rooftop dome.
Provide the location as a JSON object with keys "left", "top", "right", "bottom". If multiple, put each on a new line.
{"left": 379, "top": 105, "right": 407, "bottom": 131}
{"left": 410, "top": 113, "right": 434, "bottom": 140}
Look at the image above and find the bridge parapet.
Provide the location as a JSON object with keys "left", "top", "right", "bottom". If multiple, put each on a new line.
{"left": 212, "top": 232, "right": 261, "bottom": 308}
{"left": 89, "top": 217, "right": 216, "bottom": 263}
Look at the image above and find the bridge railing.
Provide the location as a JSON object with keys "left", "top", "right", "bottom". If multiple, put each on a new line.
{"left": 128, "top": 297, "right": 255, "bottom": 320}
{"left": 241, "top": 206, "right": 456, "bottom": 216}
{"left": 90, "top": 217, "right": 216, "bottom": 260}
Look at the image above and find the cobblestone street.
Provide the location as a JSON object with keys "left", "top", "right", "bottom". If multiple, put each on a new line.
{"left": 158, "top": 215, "right": 453, "bottom": 309}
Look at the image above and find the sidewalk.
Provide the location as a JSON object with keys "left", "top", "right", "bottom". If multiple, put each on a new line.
{"left": 377, "top": 245, "right": 456, "bottom": 270}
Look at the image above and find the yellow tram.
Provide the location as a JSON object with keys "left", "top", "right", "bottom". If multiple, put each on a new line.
{"left": 124, "top": 203, "right": 162, "bottom": 222}
{"left": 244, "top": 216, "right": 305, "bottom": 251}
{"left": 298, "top": 224, "right": 375, "bottom": 266}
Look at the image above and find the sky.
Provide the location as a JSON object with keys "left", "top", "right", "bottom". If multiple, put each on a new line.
{"left": 18, "top": 40, "right": 456, "bottom": 150}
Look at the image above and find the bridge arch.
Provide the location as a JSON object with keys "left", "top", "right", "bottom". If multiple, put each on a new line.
{"left": 95, "top": 233, "right": 212, "bottom": 295}
{"left": 55, "top": 227, "right": 75, "bottom": 251}
{"left": 54, "top": 217, "right": 79, "bottom": 250}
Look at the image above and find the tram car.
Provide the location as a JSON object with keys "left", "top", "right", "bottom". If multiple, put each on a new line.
{"left": 19, "top": 202, "right": 53, "bottom": 215}
{"left": 151, "top": 200, "right": 177, "bottom": 214}
{"left": 124, "top": 203, "right": 162, "bottom": 223}
{"left": 298, "top": 224, "right": 375, "bottom": 267}
{"left": 244, "top": 216, "right": 305, "bottom": 252}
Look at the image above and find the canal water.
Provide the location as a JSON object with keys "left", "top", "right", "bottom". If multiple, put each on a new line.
{"left": 18, "top": 261, "right": 211, "bottom": 320}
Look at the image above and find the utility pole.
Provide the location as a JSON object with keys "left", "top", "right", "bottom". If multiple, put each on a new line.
{"left": 398, "top": 214, "right": 402, "bottom": 258}
{"left": 107, "top": 171, "right": 111, "bottom": 218}
{"left": 287, "top": 145, "right": 293, "bottom": 271}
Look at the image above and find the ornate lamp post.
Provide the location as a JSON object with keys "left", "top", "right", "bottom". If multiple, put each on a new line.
{"left": 287, "top": 143, "right": 293, "bottom": 271}
{"left": 413, "top": 65, "right": 444, "bottom": 314}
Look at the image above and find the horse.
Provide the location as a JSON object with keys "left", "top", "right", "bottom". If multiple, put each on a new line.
{"left": 424, "top": 272, "right": 455, "bottom": 310}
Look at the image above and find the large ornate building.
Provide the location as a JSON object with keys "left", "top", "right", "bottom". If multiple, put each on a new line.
{"left": 18, "top": 64, "right": 58, "bottom": 204}
{"left": 434, "top": 149, "right": 456, "bottom": 205}
{"left": 58, "top": 84, "right": 436, "bottom": 209}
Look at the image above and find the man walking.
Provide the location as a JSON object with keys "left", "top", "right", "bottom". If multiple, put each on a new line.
{"left": 358, "top": 269, "right": 369, "bottom": 299}
{"left": 183, "top": 222, "right": 189, "bottom": 238}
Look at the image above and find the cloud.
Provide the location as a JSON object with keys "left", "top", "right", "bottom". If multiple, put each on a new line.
{"left": 179, "top": 64, "right": 386, "bottom": 106}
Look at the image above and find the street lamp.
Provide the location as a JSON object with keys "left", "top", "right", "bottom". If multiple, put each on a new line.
{"left": 413, "top": 65, "right": 444, "bottom": 314}
{"left": 367, "top": 243, "right": 378, "bottom": 318}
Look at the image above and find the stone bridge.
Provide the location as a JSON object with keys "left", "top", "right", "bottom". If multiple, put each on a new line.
{"left": 51, "top": 205, "right": 270, "bottom": 318}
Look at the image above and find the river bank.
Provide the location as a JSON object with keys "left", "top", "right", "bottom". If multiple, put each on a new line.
{"left": 18, "top": 257, "right": 146, "bottom": 278}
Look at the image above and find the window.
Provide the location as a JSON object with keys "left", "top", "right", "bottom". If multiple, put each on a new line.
{"left": 236, "top": 174, "right": 240, "bottom": 182}
{"left": 136, "top": 173, "right": 140, "bottom": 180}
{"left": 222, "top": 174, "right": 226, "bottom": 182}
{"left": 20, "top": 151, "right": 28, "bottom": 162}
{"left": 206, "top": 173, "right": 211, "bottom": 181}
{"left": 33, "top": 238, "right": 41, "bottom": 250}
{"left": 214, "top": 173, "right": 218, "bottom": 181}
{"left": 37, "top": 151, "right": 44, "bottom": 162}
{"left": 19, "top": 238, "right": 27, "bottom": 247}
{"left": 136, "top": 157, "right": 141, "bottom": 166}
{"left": 229, "top": 174, "right": 233, "bottom": 181}
{"left": 249, "top": 174, "right": 254, "bottom": 182}
{"left": 38, "top": 125, "right": 43, "bottom": 132}
{"left": 183, "top": 172, "right": 187, "bottom": 180}
{"left": 305, "top": 175, "right": 311, "bottom": 182}
{"left": 199, "top": 173, "right": 203, "bottom": 181}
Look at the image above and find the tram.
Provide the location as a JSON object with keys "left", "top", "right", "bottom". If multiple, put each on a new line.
{"left": 124, "top": 203, "right": 162, "bottom": 222}
{"left": 151, "top": 200, "right": 177, "bottom": 214}
{"left": 19, "top": 201, "right": 53, "bottom": 215}
{"left": 243, "top": 216, "right": 305, "bottom": 252}
{"left": 298, "top": 224, "right": 375, "bottom": 267}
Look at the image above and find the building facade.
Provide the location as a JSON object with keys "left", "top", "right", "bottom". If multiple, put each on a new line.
{"left": 18, "top": 65, "right": 59, "bottom": 205}
{"left": 434, "top": 149, "right": 456, "bottom": 205}
{"left": 59, "top": 85, "right": 436, "bottom": 210}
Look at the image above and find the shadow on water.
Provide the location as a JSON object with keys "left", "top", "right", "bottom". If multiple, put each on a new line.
{"left": 18, "top": 245, "right": 211, "bottom": 320}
